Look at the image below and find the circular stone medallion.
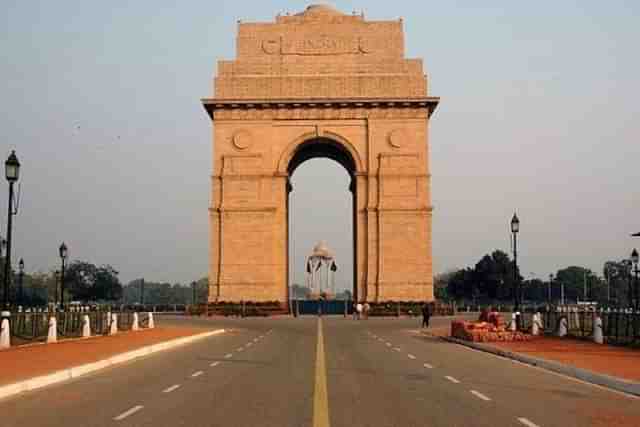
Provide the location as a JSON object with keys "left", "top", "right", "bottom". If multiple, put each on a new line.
{"left": 388, "top": 129, "right": 406, "bottom": 148}
{"left": 232, "top": 130, "right": 252, "bottom": 150}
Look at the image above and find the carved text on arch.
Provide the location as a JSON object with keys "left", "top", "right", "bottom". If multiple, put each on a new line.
{"left": 262, "top": 36, "right": 371, "bottom": 55}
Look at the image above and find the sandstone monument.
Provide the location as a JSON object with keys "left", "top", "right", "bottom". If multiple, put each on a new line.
{"left": 202, "top": 4, "right": 439, "bottom": 303}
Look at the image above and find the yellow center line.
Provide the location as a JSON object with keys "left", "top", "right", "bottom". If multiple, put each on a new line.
{"left": 313, "top": 317, "right": 330, "bottom": 427}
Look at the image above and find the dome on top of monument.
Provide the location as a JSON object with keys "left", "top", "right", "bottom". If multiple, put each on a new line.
{"left": 298, "top": 4, "right": 345, "bottom": 17}
{"left": 312, "top": 241, "right": 333, "bottom": 258}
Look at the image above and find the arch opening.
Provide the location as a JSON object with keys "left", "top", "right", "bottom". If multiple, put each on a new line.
{"left": 286, "top": 138, "right": 359, "bottom": 310}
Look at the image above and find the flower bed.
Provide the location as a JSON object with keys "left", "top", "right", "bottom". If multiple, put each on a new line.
{"left": 451, "top": 313, "right": 532, "bottom": 343}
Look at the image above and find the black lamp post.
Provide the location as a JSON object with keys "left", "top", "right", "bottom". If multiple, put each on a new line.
{"left": 510, "top": 213, "right": 520, "bottom": 315}
{"left": 18, "top": 258, "right": 24, "bottom": 307}
{"left": 191, "top": 281, "right": 197, "bottom": 305}
{"left": 632, "top": 249, "right": 639, "bottom": 310}
{"left": 59, "top": 242, "right": 68, "bottom": 310}
{"left": 54, "top": 270, "right": 60, "bottom": 306}
{"left": 548, "top": 274, "right": 553, "bottom": 303}
{"left": 3, "top": 150, "right": 20, "bottom": 311}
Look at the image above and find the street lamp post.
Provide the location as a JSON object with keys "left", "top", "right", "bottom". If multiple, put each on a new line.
{"left": 510, "top": 213, "right": 520, "bottom": 325}
{"left": 548, "top": 274, "right": 553, "bottom": 303}
{"left": 59, "top": 243, "right": 68, "bottom": 310}
{"left": 54, "top": 270, "right": 59, "bottom": 306}
{"left": 3, "top": 151, "right": 20, "bottom": 311}
{"left": 632, "top": 249, "right": 639, "bottom": 310}
{"left": 18, "top": 258, "right": 24, "bottom": 307}
{"left": 191, "top": 281, "right": 197, "bottom": 305}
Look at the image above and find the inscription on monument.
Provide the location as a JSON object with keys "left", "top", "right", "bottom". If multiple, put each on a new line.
{"left": 262, "top": 36, "right": 371, "bottom": 55}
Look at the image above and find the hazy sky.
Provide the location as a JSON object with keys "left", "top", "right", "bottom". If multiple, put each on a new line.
{"left": 1, "top": 1, "right": 639, "bottom": 291}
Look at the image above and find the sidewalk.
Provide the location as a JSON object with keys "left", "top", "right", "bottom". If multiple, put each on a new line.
{"left": 422, "top": 325, "right": 640, "bottom": 396}
{"left": 0, "top": 326, "right": 214, "bottom": 387}
{"left": 491, "top": 336, "right": 640, "bottom": 383}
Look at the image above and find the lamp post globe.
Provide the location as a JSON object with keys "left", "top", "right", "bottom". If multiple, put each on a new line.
{"left": 3, "top": 150, "right": 20, "bottom": 311}
{"left": 510, "top": 213, "right": 520, "bottom": 233}
{"left": 5, "top": 150, "right": 20, "bottom": 182}
{"left": 59, "top": 242, "right": 68, "bottom": 310}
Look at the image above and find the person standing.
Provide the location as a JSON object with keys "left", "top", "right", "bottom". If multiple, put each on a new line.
{"left": 356, "top": 302, "right": 363, "bottom": 320}
{"left": 363, "top": 302, "right": 370, "bottom": 320}
{"left": 421, "top": 302, "right": 431, "bottom": 328}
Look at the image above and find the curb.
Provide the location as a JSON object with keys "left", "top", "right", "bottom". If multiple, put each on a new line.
{"left": 438, "top": 335, "right": 640, "bottom": 398}
{"left": 0, "top": 328, "right": 225, "bottom": 401}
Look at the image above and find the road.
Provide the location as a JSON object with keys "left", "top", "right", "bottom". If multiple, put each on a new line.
{"left": 1, "top": 315, "right": 639, "bottom": 426}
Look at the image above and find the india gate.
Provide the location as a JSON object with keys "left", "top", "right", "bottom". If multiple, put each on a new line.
{"left": 202, "top": 5, "right": 439, "bottom": 303}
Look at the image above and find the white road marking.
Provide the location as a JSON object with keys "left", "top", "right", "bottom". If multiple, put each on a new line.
{"left": 408, "top": 354, "right": 416, "bottom": 359}
{"left": 224, "top": 353, "right": 233, "bottom": 359}
{"left": 163, "top": 384, "right": 181, "bottom": 393}
{"left": 236, "top": 347, "right": 244, "bottom": 352}
{"left": 423, "top": 363, "right": 433, "bottom": 369}
{"left": 210, "top": 361, "right": 220, "bottom": 367}
{"left": 114, "top": 405, "right": 144, "bottom": 421}
{"left": 445, "top": 376, "right": 460, "bottom": 384}
{"left": 253, "top": 338, "right": 259, "bottom": 342}
{"left": 246, "top": 342, "right": 253, "bottom": 347}
{"left": 470, "top": 390, "right": 491, "bottom": 401}
{"left": 517, "top": 418, "right": 540, "bottom": 427}
{"left": 386, "top": 342, "right": 392, "bottom": 347}
{"left": 191, "top": 371, "right": 204, "bottom": 377}
{"left": 394, "top": 347, "right": 401, "bottom": 352}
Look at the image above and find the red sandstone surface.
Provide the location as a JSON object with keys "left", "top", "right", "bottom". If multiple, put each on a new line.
{"left": 491, "top": 336, "right": 640, "bottom": 383}
{"left": 0, "top": 327, "right": 208, "bottom": 386}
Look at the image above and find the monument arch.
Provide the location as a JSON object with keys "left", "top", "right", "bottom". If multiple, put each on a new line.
{"left": 202, "top": 4, "right": 439, "bottom": 303}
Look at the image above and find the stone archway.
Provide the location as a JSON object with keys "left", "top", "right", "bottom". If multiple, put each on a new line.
{"left": 202, "top": 5, "right": 439, "bottom": 303}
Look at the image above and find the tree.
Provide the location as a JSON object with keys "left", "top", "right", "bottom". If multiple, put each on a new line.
{"left": 65, "top": 261, "right": 122, "bottom": 302}
{"left": 603, "top": 260, "right": 633, "bottom": 307}
{"left": 555, "top": 266, "right": 601, "bottom": 303}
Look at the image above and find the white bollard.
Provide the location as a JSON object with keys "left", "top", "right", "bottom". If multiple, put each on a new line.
{"left": 109, "top": 314, "right": 118, "bottom": 335}
{"left": 132, "top": 313, "right": 139, "bottom": 331}
{"left": 592, "top": 315, "right": 603, "bottom": 344}
{"left": 147, "top": 312, "right": 155, "bottom": 329}
{"left": 531, "top": 312, "right": 540, "bottom": 336}
{"left": 509, "top": 313, "right": 517, "bottom": 332}
{"left": 556, "top": 316, "right": 568, "bottom": 337}
{"left": 0, "top": 313, "right": 11, "bottom": 349}
{"left": 47, "top": 316, "right": 58, "bottom": 343}
{"left": 82, "top": 314, "right": 91, "bottom": 338}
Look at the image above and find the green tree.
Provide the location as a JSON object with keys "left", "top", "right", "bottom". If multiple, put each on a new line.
{"left": 65, "top": 261, "right": 122, "bottom": 302}
{"left": 555, "top": 266, "right": 601, "bottom": 303}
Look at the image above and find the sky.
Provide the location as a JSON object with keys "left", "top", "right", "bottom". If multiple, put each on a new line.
{"left": 1, "top": 1, "right": 639, "bottom": 291}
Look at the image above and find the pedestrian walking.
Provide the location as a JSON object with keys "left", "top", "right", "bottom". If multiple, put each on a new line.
{"left": 363, "top": 302, "right": 370, "bottom": 319}
{"left": 421, "top": 302, "right": 431, "bottom": 328}
{"left": 356, "top": 302, "right": 363, "bottom": 320}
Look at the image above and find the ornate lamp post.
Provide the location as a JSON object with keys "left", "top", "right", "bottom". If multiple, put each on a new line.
{"left": 548, "top": 274, "right": 553, "bottom": 303}
{"left": 18, "top": 258, "right": 24, "bottom": 307}
{"left": 59, "top": 243, "right": 68, "bottom": 310}
{"left": 3, "top": 150, "right": 20, "bottom": 311}
{"left": 510, "top": 213, "right": 520, "bottom": 316}
{"left": 632, "top": 249, "right": 639, "bottom": 310}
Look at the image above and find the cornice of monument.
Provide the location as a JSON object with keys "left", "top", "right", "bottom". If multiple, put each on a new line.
{"left": 201, "top": 97, "right": 440, "bottom": 120}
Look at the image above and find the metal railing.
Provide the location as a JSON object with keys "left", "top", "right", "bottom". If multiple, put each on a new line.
{"left": 6, "top": 308, "right": 154, "bottom": 346}
{"left": 535, "top": 309, "right": 640, "bottom": 345}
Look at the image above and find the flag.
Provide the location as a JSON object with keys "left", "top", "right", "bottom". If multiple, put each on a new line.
{"left": 315, "top": 260, "right": 322, "bottom": 271}
{"left": 306, "top": 259, "right": 311, "bottom": 274}
{"left": 330, "top": 260, "right": 337, "bottom": 272}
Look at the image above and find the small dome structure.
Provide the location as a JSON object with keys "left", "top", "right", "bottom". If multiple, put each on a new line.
{"left": 312, "top": 241, "right": 333, "bottom": 258}
{"left": 298, "top": 4, "right": 345, "bottom": 17}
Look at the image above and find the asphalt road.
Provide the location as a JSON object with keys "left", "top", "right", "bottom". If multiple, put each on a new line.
{"left": 1, "top": 314, "right": 639, "bottom": 427}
